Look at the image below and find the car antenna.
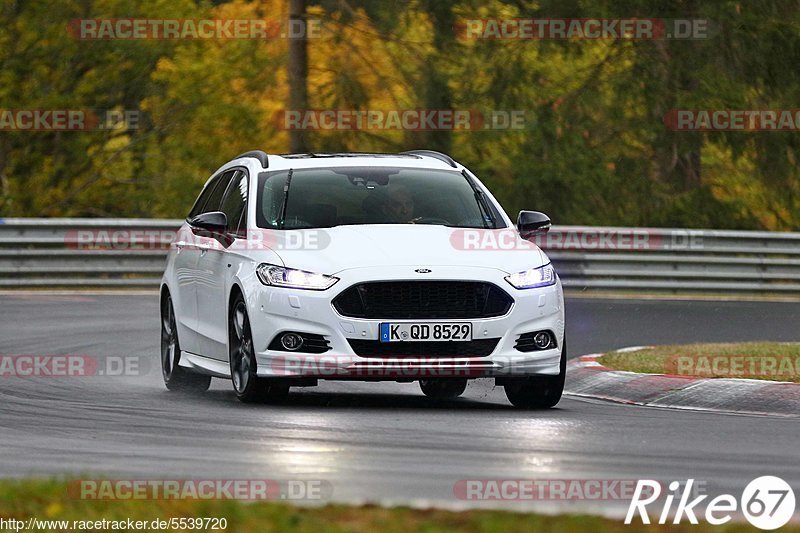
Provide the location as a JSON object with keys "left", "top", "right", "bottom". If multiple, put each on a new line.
{"left": 278, "top": 168, "right": 294, "bottom": 229}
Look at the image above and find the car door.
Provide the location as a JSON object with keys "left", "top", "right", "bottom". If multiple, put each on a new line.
{"left": 181, "top": 169, "right": 237, "bottom": 355}
{"left": 195, "top": 168, "right": 249, "bottom": 360}
{"left": 171, "top": 170, "right": 232, "bottom": 354}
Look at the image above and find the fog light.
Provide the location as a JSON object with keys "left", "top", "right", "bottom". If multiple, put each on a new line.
{"left": 281, "top": 332, "right": 304, "bottom": 351}
{"left": 533, "top": 332, "right": 552, "bottom": 350}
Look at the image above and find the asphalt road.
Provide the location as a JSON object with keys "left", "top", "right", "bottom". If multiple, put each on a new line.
{"left": 1, "top": 293, "right": 799, "bottom": 516}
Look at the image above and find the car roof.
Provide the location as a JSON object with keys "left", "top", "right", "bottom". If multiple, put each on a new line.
{"left": 226, "top": 151, "right": 464, "bottom": 172}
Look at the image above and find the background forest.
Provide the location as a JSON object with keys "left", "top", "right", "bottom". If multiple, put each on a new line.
{"left": 1, "top": 0, "right": 799, "bottom": 230}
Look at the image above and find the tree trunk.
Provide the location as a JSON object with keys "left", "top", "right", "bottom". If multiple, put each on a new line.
{"left": 287, "top": 0, "right": 309, "bottom": 153}
{"left": 418, "top": 1, "right": 454, "bottom": 154}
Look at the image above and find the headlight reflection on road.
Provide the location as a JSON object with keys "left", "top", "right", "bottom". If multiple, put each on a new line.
{"left": 263, "top": 414, "right": 345, "bottom": 475}
{"left": 272, "top": 443, "right": 343, "bottom": 475}
{"left": 502, "top": 418, "right": 576, "bottom": 474}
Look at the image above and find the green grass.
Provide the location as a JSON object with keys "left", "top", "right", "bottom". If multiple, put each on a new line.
{"left": 598, "top": 342, "right": 800, "bottom": 382}
{"left": 0, "top": 479, "right": 785, "bottom": 532}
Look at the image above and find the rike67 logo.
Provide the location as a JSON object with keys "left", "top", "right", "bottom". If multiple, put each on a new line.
{"left": 626, "top": 477, "right": 795, "bottom": 530}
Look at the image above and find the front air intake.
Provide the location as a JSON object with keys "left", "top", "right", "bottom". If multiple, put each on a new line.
{"left": 332, "top": 281, "right": 513, "bottom": 319}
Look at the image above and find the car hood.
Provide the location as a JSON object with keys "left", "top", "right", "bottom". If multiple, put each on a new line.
{"left": 267, "top": 224, "right": 548, "bottom": 275}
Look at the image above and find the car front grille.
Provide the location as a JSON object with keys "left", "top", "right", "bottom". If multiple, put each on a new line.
{"left": 332, "top": 281, "right": 513, "bottom": 319}
{"left": 347, "top": 338, "right": 500, "bottom": 357}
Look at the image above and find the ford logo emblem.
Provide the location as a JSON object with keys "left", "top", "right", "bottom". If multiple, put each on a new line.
{"left": 414, "top": 268, "right": 432, "bottom": 274}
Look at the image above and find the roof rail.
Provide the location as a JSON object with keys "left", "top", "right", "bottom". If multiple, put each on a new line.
{"left": 234, "top": 150, "right": 269, "bottom": 168}
{"left": 399, "top": 150, "right": 457, "bottom": 168}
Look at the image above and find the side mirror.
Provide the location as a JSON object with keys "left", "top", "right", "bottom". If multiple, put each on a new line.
{"left": 517, "top": 210, "right": 551, "bottom": 238}
{"left": 189, "top": 211, "right": 228, "bottom": 236}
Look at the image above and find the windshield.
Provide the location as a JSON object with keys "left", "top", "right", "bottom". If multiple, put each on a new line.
{"left": 256, "top": 166, "right": 505, "bottom": 229}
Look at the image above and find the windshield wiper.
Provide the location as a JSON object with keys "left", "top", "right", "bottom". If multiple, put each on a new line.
{"left": 277, "top": 168, "right": 294, "bottom": 229}
{"left": 462, "top": 170, "right": 495, "bottom": 229}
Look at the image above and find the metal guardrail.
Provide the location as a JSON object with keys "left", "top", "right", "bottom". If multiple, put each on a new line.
{"left": 1, "top": 218, "right": 800, "bottom": 293}
{"left": 0, "top": 218, "right": 176, "bottom": 288}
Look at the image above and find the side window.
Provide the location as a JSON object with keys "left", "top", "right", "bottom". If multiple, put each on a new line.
{"left": 219, "top": 170, "right": 248, "bottom": 237}
{"left": 202, "top": 170, "right": 236, "bottom": 214}
{"left": 187, "top": 170, "right": 236, "bottom": 219}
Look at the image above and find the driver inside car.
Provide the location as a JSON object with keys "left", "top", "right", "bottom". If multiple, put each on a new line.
{"left": 383, "top": 185, "right": 416, "bottom": 223}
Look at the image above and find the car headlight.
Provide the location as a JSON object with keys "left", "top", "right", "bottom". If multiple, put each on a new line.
{"left": 505, "top": 264, "right": 557, "bottom": 289}
{"left": 256, "top": 264, "right": 339, "bottom": 290}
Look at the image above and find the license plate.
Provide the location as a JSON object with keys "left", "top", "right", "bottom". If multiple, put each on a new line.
{"left": 380, "top": 322, "right": 472, "bottom": 342}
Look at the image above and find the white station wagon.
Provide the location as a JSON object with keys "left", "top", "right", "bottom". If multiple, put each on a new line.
{"left": 160, "top": 150, "right": 566, "bottom": 408}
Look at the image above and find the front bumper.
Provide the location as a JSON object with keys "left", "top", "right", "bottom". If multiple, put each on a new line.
{"left": 248, "top": 265, "right": 565, "bottom": 380}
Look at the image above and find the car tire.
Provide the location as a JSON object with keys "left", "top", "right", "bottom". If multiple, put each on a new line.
{"left": 229, "top": 294, "right": 290, "bottom": 404}
{"left": 160, "top": 293, "right": 212, "bottom": 392}
{"left": 504, "top": 337, "right": 566, "bottom": 409}
{"left": 419, "top": 378, "right": 468, "bottom": 399}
